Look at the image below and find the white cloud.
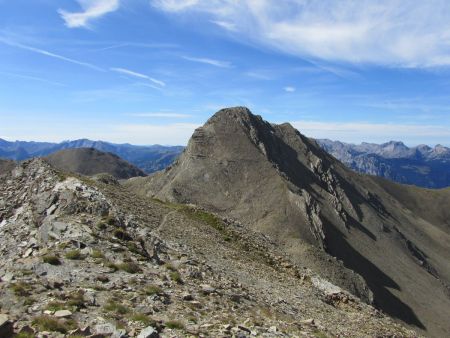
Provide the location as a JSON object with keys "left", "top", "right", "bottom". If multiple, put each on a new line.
{"left": 182, "top": 56, "right": 232, "bottom": 68}
{"left": 152, "top": 0, "right": 450, "bottom": 67}
{"left": 0, "top": 37, "right": 103, "bottom": 71}
{"left": 284, "top": 86, "right": 295, "bottom": 92}
{"left": 130, "top": 112, "right": 192, "bottom": 118}
{"left": 110, "top": 67, "right": 166, "bottom": 86}
{"left": 290, "top": 120, "right": 450, "bottom": 144}
{"left": 59, "top": 0, "right": 120, "bottom": 28}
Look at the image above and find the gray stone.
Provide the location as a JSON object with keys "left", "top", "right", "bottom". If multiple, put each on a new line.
{"left": 137, "top": 326, "right": 159, "bottom": 338}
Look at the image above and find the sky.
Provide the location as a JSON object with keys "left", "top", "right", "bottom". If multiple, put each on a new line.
{"left": 1, "top": 0, "right": 450, "bottom": 146}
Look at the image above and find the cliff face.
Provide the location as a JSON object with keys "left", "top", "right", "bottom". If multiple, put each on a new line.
{"left": 129, "top": 107, "right": 450, "bottom": 337}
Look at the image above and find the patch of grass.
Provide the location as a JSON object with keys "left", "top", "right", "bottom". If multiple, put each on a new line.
{"left": 165, "top": 320, "right": 184, "bottom": 330}
{"left": 113, "top": 228, "right": 132, "bottom": 241}
{"left": 91, "top": 249, "right": 105, "bottom": 259}
{"left": 105, "top": 260, "right": 119, "bottom": 272}
{"left": 313, "top": 330, "right": 329, "bottom": 338}
{"left": 129, "top": 313, "right": 155, "bottom": 326}
{"left": 169, "top": 271, "right": 183, "bottom": 284}
{"left": 144, "top": 285, "right": 163, "bottom": 296}
{"left": 23, "top": 296, "right": 36, "bottom": 306}
{"left": 66, "top": 291, "right": 86, "bottom": 310}
{"left": 10, "top": 281, "right": 32, "bottom": 297}
{"left": 116, "top": 261, "right": 141, "bottom": 274}
{"left": 32, "top": 315, "right": 77, "bottom": 334}
{"left": 65, "top": 249, "right": 83, "bottom": 260}
{"left": 46, "top": 301, "right": 67, "bottom": 312}
{"left": 42, "top": 254, "right": 61, "bottom": 265}
{"left": 96, "top": 221, "right": 107, "bottom": 230}
{"left": 104, "top": 215, "right": 116, "bottom": 226}
{"left": 103, "top": 299, "right": 129, "bottom": 315}
{"left": 15, "top": 332, "right": 35, "bottom": 338}
{"left": 164, "top": 263, "right": 177, "bottom": 271}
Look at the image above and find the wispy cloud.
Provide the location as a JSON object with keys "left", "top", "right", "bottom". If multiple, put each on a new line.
{"left": 59, "top": 0, "right": 120, "bottom": 28}
{"left": 284, "top": 86, "right": 296, "bottom": 93}
{"left": 182, "top": 56, "right": 232, "bottom": 68}
{"left": 130, "top": 112, "right": 192, "bottom": 118}
{"left": 0, "top": 37, "right": 103, "bottom": 71}
{"left": 110, "top": 67, "right": 166, "bottom": 86}
{"left": 0, "top": 71, "right": 65, "bottom": 86}
{"left": 152, "top": 0, "right": 450, "bottom": 68}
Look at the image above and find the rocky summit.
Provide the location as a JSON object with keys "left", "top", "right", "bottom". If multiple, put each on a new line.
{"left": 0, "top": 158, "right": 417, "bottom": 338}
{"left": 128, "top": 107, "right": 450, "bottom": 337}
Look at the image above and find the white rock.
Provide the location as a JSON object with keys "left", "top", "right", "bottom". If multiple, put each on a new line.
{"left": 54, "top": 310, "right": 72, "bottom": 318}
{"left": 138, "top": 326, "right": 159, "bottom": 338}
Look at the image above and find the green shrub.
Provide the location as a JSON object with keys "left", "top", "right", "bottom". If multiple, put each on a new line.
{"left": 42, "top": 254, "right": 61, "bottom": 265}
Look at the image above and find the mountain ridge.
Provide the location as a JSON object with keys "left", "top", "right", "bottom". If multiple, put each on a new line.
{"left": 127, "top": 107, "right": 450, "bottom": 337}
{"left": 318, "top": 139, "right": 450, "bottom": 188}
{"left": 0, "top": 138, "right": 183, "bottom": 174}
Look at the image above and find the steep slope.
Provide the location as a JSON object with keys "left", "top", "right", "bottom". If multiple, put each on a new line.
{"left": 128, "top": 107, "right": 450, "bottom": 337}
{"left": 0, "top": 159, "right": 416, "bottom": 337}
{"left": 0, "top": 138, "right": 183, "bottom": 173}
{"left": 45, "top": 148, "right": 146, "bottom": 179}
{"left": 318, "top": 139, "right": 450, "bottom": 188}
{"left": 0, "top": 158, "right": 15, "bottom": 175}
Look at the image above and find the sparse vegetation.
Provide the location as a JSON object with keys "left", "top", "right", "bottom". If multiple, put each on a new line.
{"left": 129, "top": 313, "right": 155, "bottom": 326}
{"left": 165, "top": 320, "right": 185, "bottom": 330}
{"left": 10, "top": 281, "right": 32, "bottom": 297}
{"left": 32, "top": 315, "right": 77, "bottom": 333}
{"left": 103, "top": 299, "right": 129, "bottom": 315}
{"left": 65, "top": 249, "right": 83, "bottom": 260}
{"left": 46, "top": 301, "right": 67, "bottom": 312}
{"left": 116, "top": 261, "right": 141, "bottom": 274}
{"left": 42, "top": 254, "right": 61, "bottom": 265}
{"left": 144, "top": 284, "right": 163, "bottom": 295}
{"left": 91, "top": 249, "right": 105, "bottom": 259}
{"left": 113, "top": 228, "right": 132, "bottom": 241}
{"left": 169, "top": 271, "right": 183, "bottom": 284}
{"left": 96, "top": 221, "right": 107, "bottom": 230}
{"left": 14, "top": 332, "right": 35, "bottom": 338}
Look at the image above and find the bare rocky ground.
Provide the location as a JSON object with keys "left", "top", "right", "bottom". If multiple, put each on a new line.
{"left": 0, "top": 159, "right": 417, "bottom": 337}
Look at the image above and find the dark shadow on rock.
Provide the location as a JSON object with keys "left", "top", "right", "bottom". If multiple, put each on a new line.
{"left": 323, "top": 218, "right": 426, "bottom": 330}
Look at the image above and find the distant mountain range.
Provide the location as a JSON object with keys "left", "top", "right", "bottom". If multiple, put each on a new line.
{"left": 317, "top": 140, "right": 450, "bottom": 189}
{"left": 2, "top": 137, "right": 450, "bottom": 189}
{"left": 0, "top": 138, "right": 183, "bottom": 174}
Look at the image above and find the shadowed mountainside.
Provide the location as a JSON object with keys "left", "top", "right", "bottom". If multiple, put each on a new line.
{"left": 45, "top": 148, "right": 146, "bottom": 179}
{"left": 127, "top": 107, "right": 450, "bottom": 337}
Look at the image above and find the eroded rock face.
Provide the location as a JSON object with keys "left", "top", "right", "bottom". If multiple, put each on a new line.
{"left": 128, "top": 107, "right": 450, "bottom": 337}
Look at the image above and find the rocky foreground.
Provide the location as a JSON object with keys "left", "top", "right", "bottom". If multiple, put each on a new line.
{"left": 0, "top": 159, "right": 417, "bottom": 337}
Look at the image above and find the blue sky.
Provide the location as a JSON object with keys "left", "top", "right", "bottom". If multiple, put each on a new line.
{"left": 1, "top": 0, "right": 450, "bottom": 146}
